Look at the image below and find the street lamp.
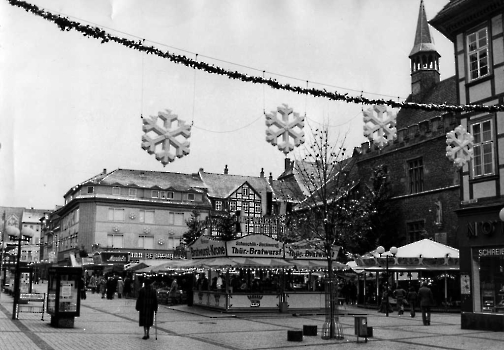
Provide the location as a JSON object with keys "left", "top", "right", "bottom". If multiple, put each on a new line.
{"left": 376, "top": 245, "right": 398, "bottom": 317}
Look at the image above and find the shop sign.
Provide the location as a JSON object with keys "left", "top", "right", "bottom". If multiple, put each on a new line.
{"left": 129, "top": 251, "right": 174, "bottom": 260}
{"left": 94, "top": 252, "right": 130, "bottom": 264}
{"left": 226, "top": 234, "right": 283, "bottom": 257}
{"left": 467, "top": 220, "right": 503, "bottom": 238}
{"left": 284, "top": 240, "right": 339, "bottom": 260}
{"left": 478, "top": 248, "right": 504, "bottom": 257}
{"left": 187, "top": 236, "right": 226, "bottom": 259}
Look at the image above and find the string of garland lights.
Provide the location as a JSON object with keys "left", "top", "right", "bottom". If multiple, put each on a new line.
{"left": 8, "top": 0, "right": 504, "bottom": 113}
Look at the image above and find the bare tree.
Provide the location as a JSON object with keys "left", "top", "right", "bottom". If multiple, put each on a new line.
{"left": 281, "top": 126, "right": 371, "bottom": 339}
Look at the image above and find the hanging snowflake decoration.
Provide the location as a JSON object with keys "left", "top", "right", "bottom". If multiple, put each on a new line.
{"left": 363, "top": 105, "right": 397, "bottom": 149}
{"left": 446, "top": 125, "right": 474, "bottom": 168}
{"left": 141, "top": 109, "right": 191, "bottom": 166}
{"left": 265, "top": 104, "right": 305, "bottom": 154}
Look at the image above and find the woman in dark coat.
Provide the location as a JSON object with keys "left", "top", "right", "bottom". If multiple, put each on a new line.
{"left": 136, "top": 279, "right": 158, "bottom": 340}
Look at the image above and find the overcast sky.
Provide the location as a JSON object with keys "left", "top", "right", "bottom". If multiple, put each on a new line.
{"left": 0, "top": 0, "right": 455, "bottom": 210}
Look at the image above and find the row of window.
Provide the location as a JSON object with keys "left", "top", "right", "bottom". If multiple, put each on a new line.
{"left": 107, "top": 208, "right": 185, "bottom": 225}
{"left": 85, "top": 186, "right": 196, "bottom": 201}
{"left": 215, "top": 200, "right": 262, "bottom": 214}
{"left": 107, "top": 234, "right": 179, "bottom": 249}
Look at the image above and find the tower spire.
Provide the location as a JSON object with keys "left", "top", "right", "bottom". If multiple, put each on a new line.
{"left": 409, "top": 0, "right": 437, "bottom": 57}
{"left": 409, "top": 0, "right": 440, "bottom": 102}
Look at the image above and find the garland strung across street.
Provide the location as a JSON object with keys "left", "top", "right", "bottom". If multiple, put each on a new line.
{"left": 8, "top": 0, "right": 504, "bottom": 113}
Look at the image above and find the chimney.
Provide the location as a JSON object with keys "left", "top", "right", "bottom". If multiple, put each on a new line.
{"left": 260, "top": 168, "right": 264, "bottom": 177}
{"left": 284, "top": 157, "right": 291, "bottom": 171}
{"left": 103, "top": 168, "right": 107, "bottom": 174}
{"left": 199, "top": 168, "right": 204, "bottom": 173}
{"left": 269, "top": 172, "right": 273, "bottom": 185}
{"left": 224, "top": 165, "right": 228, "bottom": 174}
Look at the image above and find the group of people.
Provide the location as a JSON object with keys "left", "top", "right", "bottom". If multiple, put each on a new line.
{"left": 379, "top": 281, "right": 435, "bottom": 325}
{"left": 80, "top": 273, "right": 134, "bottom": 300}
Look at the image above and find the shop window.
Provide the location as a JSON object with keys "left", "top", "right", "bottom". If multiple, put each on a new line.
{"left": 473, "top": 249, "right": 504, "bottom": 314}
{"left": 408, "top": 158, "right": 424, "bottom": 194}
{"left": 467, "top": 27, "right": 490, "bottom": 81}
{"left": 471, "top": 119, "right": 494, "bottom": 177}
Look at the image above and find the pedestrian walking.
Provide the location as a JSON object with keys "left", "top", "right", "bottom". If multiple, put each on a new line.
{"left": 136, "top": 278, "right": 158, "bottom": 340}
{"left": 99, "top": 276, "right": 107, "bottom": 298}
{"left": 89, "top": 274, "right": 98, "bottom": 294}
{"left": 80, "top": 276, "right": 87, "bottom": 300}
{"left": 117, "top": 277, "right": 124, "bottom": 298}
{"left": 407, "top": 286, "right": 418, "bottom": 317}
{"left": 418, "top": 281, "right": 435, "bottom": 325}
{"left": 106, "top": 276, "right": 116, "bottom": 300}
{"left": 378, "top": 287, "right": 392, "bottom": 313}
{"left": 393, "top": 286, "right": 406, "bottom": 315}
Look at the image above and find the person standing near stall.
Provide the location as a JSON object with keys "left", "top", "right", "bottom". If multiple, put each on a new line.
{"left": 136, "top": 278, "right": 158, "bottom": 340}
{"left": 407, "top": 286, "right": 418, "bottom": 317}
{"left": 418, "top": 281, "right": 435, "bottom": 325}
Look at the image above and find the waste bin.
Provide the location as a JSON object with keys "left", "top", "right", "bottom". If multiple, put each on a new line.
{"left": 354, "top": 316, "right": 368, "bottom": 342}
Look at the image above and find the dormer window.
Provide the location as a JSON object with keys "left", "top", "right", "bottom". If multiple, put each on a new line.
{"left": 187, "top": 193, "right": 195, "bottom": 201}
{"left": 112, "top": 187, "right": 121, "bottom": 195}
{"left": 87, "top": 186, "right": 94, "bottom": 194}
{"left": 129, "top": 188, "right": 137, "bottom": 197}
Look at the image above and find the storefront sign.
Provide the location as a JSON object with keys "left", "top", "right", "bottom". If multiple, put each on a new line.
{"left": 226, "top": 234, "right": 283, "bottom": 257}
{"left": 284, "top": 241, "right": 340, "bottom": 260}
{"left": 187, "top": 236, "right": 226, "bottom": 259}
{"left": 129, "top": 251, "right": 174, "bottom": 260}
{"left": 478, "top": 248, "right": 504, "bottom": 257}
{"left": 94, "top": 252, "right": 130, "bottom": 264}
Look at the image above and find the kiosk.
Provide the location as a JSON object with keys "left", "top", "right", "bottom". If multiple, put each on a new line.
{"left": 47, "top": 267, "right": 82, "bottom": 328}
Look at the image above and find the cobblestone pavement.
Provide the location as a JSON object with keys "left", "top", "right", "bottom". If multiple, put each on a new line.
{"left": 1, "top": 285, "right": 504, "bottom": 350}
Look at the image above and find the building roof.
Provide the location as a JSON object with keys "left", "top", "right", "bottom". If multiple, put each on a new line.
{"left": 199, "top": 171, "right": 272, "bottom": 199}
{"left": 409, "top": 0, "right": 438, "bottom": 57}
{"left": 430, "top": 0, "right": 504, "bottom": 41}
{"left": 397, "top": 75, "right": 457, "bottom": 129}
{"left": 76, "top": 168, "right": 205, "bottom": 192}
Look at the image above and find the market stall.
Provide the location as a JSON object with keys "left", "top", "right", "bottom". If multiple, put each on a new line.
{"left": 354, "top": 239, "right": 460, "bottom": 308}
{"left": 180, "top": 234, "right": 348, "bottom": 313}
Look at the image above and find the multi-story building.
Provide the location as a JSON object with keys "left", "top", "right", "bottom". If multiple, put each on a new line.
{"left": 355, "top": 0, "right": 460, "bottom": 249}
{"left": 1, "top": 206, "right": 50, "bottom": 285}
{"left": 199, "top": 166, "right": 278, "bottom": 237}
{"left": 45, "top": 168, "right": 212, "bottom": 269}
{"left": 430, "top": 0, "right": 504, "bottom": 331}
